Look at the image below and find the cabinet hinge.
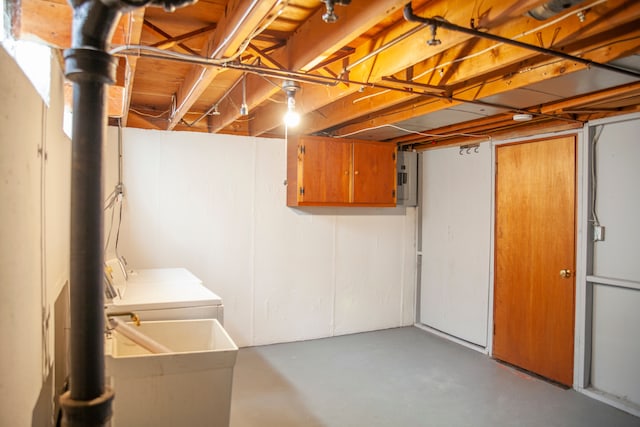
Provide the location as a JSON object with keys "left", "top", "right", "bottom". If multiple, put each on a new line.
{"left": 392, "top": 152, "right": 396, "bottom": 161}
{"left": 300, "top": 145, "right": 305, "bottom": 155}
{"left": 299, "top": 187, "right": 305, "bottom": 196}
{"left": 392, "top": 189, "right": 396, "bottom": 198}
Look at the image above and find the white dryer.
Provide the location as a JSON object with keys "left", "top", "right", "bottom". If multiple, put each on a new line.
{"left": 104, "top": 261, "right": 224, "bottom": 324}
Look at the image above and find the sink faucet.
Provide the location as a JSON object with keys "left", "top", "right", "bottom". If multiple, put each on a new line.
{"left": 106, "top": 312, "right": 140, "bottom": 327}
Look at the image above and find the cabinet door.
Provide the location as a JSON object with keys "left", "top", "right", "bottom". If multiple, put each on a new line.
{"left": 352, "top": 142, "right": 396, "bottom": 205}
{"left": 300, "top": 137, "right": 351, "bottom": 204}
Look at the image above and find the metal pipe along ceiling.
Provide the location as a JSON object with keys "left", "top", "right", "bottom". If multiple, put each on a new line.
{"left": 402, "top": 2, "right": 640, "bottom": 80}
{"left": 112, "top": 45, "right": 584, "bottom": 126}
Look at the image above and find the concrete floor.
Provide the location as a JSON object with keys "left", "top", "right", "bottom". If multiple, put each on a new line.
{"left": 230, "top": 327, "right": 640, "bottom": 427}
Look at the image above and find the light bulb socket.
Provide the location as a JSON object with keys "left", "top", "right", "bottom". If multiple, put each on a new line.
{"left": 282, "top": 80, "right": 301, "bottom": 93}
{"left": 240, "top": 103, "right": 248, "bottom": 116}
{"left": 287, "top": 95, "right": 296, "bottom": 110}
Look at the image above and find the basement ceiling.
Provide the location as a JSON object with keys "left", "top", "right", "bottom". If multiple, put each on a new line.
{"left": 11, "top": 0, "right": 640, "bottom": 149}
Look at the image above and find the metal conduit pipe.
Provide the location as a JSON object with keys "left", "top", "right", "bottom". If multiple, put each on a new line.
{"left": 112, "top": 46, "right": 583, "bottom": 125}
{"left": 340, "top": 23, "right": 427, "bottom": 77}
{"left": 403, "top": 2, "right": 640, "bottom": 80}
{"left": 59, "top": 0, "right": 195, "bottom": 426}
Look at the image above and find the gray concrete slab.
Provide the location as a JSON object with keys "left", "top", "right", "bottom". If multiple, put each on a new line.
{"left": 230, "top": 327, "right": 640, "bottom": 427}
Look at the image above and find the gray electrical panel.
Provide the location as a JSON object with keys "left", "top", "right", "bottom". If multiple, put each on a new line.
{"left": 396, "top": 150, "right": 418, "bottom": 207}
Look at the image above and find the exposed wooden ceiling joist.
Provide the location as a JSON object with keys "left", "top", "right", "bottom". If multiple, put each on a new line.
{"left": 150, "top": 23, "right": 217, "bottom": 49}
{"left": 330, "top": 22, "right": 640, "bottom": 138}
{"left": 10, "top": 0, "right": 640, "bottom": 144}
{"left": 143, "top": 19, "right": 199, "bottom": 55}
{"left": 390, "top": 80, "right": 640, "bottom": 150}
{"left": 166, "top": 0, "right": 282, "bottom": 130}
{"left": 248, "top": 0, "right": 552, "bottom": 137}
{"left": 205, "top": 0, "right": 412, "bottom": 135}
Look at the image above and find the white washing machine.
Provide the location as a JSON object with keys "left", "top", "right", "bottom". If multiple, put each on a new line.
{"left": 104, "top": 260, "right": 224, "bottom": 324}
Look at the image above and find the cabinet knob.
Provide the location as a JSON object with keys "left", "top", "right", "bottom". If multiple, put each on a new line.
{"left": 354, "top": 170, "right": 359, "bottom": 175}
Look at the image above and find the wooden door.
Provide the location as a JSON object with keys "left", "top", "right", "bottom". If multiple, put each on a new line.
{"left": 494, "top": 135, "right": 576, "bottom": 386}
{"left": 299, "top": 136, "right": 351, "bottom": 204}
{"left": 352, "top": 142, "right": 396, "bottom": 206}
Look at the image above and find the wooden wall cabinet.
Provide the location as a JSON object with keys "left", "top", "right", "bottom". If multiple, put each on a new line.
{"left": 287, "top": 135, "right": 397, "bottom": 207}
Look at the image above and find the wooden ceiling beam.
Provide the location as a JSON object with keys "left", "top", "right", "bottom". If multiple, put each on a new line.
{"left": 316, "top": 10, "right": 640, "bottom": 137}
{"left": 15, "top": 0, "right": 145, "bottom": 122}
{"left": 307, "top": 47, "right": 357, "bottom": 72}
{"left": 333, "top": 30, "right": 640, "bottom": 138}
{"left": 541, "top": 81, "right": 640, "bottom": 114}
{"left": 143, "top": 19, "right": 198, "bottom": 55}
{"left": 318, "top": 1, "right": 640, "bottom": 135}
{"left": 151, "top": 23, "right": 218, "bottom": 49}
{"left": 412, "top": 119, "right": 583, "bottom": 151}
{"left": 391, "top": 114, "right": 516, "bottom": 145}
{"left": 413, "top": 0, "right": 640, "bottom": 88}
{"left": 248, "top": 0, "right": 549, "bottom": 136}
{"left": 246, "top": 43, "right": 287, "bottom": 70}
{"left": 13, "top": 0, "right": 139, "bottom": 47}
{"left": 166, "top": 0, "right": 282, "bottom": 130}
{"left": 392, "top": 78, "right": 640, "bottom": 147}
{"left": 206, "top": 0, "right": 411, "bottom": 134}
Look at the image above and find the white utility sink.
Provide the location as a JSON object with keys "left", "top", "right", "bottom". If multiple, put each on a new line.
{"left": 105, "top": 318, "right": 237, "bottom": 427}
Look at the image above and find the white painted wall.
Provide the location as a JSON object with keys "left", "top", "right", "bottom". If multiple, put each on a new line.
{"left": 419, "top": 143, "right": 492, "bottom": 347}
{"left": 105, "top": 127, "right": 417, "bottom": 347}
{"left": 0, "top": 48, "right": 70, "bottom": 425}
{"left": 592, "top": 119, "right": 640, "bottom": 281}
{"left": 415, "top": 117, "right": 640, "bottom": 413}
{"left": 591, "top": 285, "right": 640, "bottom": 406}
{"left": 589, "top": 117, "right": 640, "bottom": 408}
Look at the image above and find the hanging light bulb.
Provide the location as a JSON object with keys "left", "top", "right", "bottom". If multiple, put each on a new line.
{"left": 283, "top": 107, "right": 300, "bottom": 127}
{"left": 282, "top": 80, "right": 301, "bottom": 127}
{"left": 239, "top": 73, "right": 249, "bottom": 116}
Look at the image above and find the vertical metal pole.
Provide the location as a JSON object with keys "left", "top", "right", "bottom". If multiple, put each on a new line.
{"left": 58, "top": 1, "right": 195, "bottom": 424}
{"left": 59, "top": 1, "right": 120, "bottom": 425}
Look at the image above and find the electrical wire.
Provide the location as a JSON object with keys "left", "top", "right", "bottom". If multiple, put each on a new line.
{"left": 129, "top": 107, "right": 170, "bottom": 118}
{"left": 336, "top": 123, "right": 492, "bottom": 140}
{"left": 590, "top": 124, "right": 604, "bottom": 226}
{"left": 105, "top": 120, "right": 125, "bottom": 258}
{"left": 114, "top": 196, "right": 124, "bottom": 262}
{"left": 104, "top": 196, "right": 117, "bottom": 251}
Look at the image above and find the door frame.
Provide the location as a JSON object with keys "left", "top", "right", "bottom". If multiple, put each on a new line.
{"left": 485, "top": 128, "right": 589, "bottom": 389}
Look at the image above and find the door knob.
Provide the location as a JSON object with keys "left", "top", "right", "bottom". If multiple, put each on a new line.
{"left": 560, "top": 269, "right": 572, "bottom": 279}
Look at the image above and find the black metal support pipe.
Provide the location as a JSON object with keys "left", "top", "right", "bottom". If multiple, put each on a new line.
{"left": 59, "top": 48, "right": 117, "bottom": 427}
{"left": 59, "top": 2, "right": 121, "bottom": 425}
{"left": 403, "top": 2, "right": 640, "bottom": 80}
{"left": 59, "top": 0, "right": 195, "bottom": 425}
